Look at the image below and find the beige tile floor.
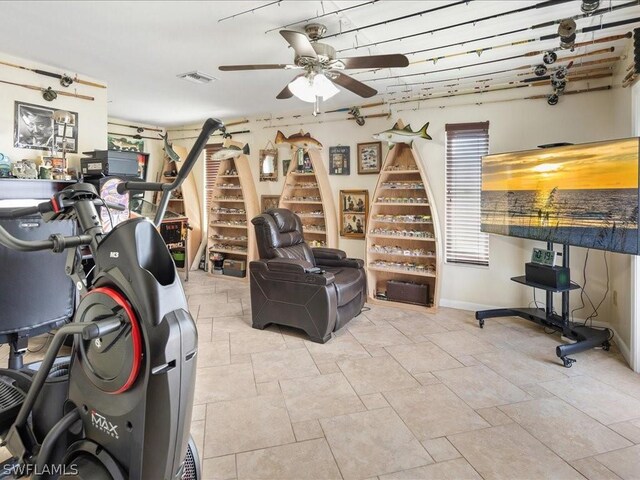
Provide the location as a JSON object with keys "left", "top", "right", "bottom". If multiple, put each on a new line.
{"left": 3, "top": 270, "right": 639, "bottom": 480}
{"left": 181, "top": 272, "right": 640, "bottom": 480}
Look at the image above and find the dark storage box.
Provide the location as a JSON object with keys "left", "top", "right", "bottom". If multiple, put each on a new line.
{"left": 223, "top": 259, "right": 246, "bottom": 278}
{"left": 386, "top": 280, "right": 429, "bottom": 306}
{"left": 81, "top": 150, "right": 140, "bottom": 177}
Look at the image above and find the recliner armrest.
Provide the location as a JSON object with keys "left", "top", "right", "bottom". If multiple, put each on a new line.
{"left": 315, "top": 257, "right": 365, "bottom": 269}
{"left": 312, "top": 247, "right": 346, "bottom": 261}
{"left": 266, "top": 258, "right": 313, "bottom": 274}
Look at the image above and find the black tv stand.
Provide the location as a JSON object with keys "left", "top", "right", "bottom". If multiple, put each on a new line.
{"left": 475, "top": 243, "right": 611, "bottom": 368}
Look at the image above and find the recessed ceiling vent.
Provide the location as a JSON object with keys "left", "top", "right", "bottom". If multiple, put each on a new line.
{"left": 177, "top": 71, "right": 218, "bottom": 84}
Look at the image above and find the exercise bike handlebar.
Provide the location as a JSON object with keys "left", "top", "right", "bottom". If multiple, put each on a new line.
{"left": 117, "top": 117, "right": 226, "bottom": 225}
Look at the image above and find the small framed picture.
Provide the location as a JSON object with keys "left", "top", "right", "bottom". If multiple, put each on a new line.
{"left": 340, "top": 190, "right": 368, "bottom": 239}
{"left": 261, "top": 195, "right": 280, "bottom": 213}
{"left": 357, "top": 142, "right": 382, "bottom": 174}
{"left": 329, "top": 146, "right": 350, "bottom": 175}
{"left": 282, "top": 159, "right": 291, "bottom": 176}
{"left": 259, "top": 149, "right": 278, "bottom": 182}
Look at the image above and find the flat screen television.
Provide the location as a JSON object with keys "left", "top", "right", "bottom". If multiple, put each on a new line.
{"left": 481, "top": 138, "right": 640, "bottom": 255}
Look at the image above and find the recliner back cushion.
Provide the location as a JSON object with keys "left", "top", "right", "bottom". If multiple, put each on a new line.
{"left": 252, "top": 209, "right": 315, "bottom": 264}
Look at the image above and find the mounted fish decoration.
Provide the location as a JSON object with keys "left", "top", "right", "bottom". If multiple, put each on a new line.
{"left": 373, "top": 122, "right": 432, "bottom": 147}
{"left": 275, "top": 130, "right": 323, "bottom": 150}
{"left": 160, "top": 133, "right": 181, "bottom": 162}
{"left": 212, "top": 143, "right": 250, "bottom": 161}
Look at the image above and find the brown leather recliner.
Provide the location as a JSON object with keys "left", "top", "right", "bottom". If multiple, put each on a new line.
{"left": 250, "top": 208, "right": 366, "bottom": 343}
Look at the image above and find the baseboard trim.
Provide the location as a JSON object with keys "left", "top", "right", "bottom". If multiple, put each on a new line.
{"left": 440, "top": 298, "right": 632, "bottom": 367}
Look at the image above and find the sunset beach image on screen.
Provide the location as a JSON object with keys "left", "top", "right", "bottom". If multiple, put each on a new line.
{"left": 481, "top": 138, "right": 640, "bottom": 254}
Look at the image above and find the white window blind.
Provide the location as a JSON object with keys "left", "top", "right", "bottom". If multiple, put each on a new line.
{"left": 204, "top": 143, "right": 223, "bottom": 212}
{"left": 445, "top": 122, "right": 489, "bottom": 266}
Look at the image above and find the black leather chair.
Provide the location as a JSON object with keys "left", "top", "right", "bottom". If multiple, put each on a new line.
{"left": 250, "top": 209, "right": 366, "bottom": 343}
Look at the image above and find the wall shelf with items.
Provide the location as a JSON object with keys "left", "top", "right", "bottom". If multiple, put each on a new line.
{"left": 366, "top": 142, "right": 442, "bottom": 312}
{"left": 207, "top": 151, "right": 259, "bottom": 280}
{"left": 279, "top": 149, "right": 338, "bottom": 248}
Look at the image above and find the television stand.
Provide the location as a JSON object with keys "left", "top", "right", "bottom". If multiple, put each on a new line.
{"left": 475, "top": 243, "right": 611, "bottom": 368}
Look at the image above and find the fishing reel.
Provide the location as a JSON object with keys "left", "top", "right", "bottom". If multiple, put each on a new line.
{"left": 543, "top": 51, "right": 557, "bottom": 65}
{"left": 547, "top": 93, "right": 560, "bottom": 106}
{"left": 60, "top": 75, "right": 74, "bottom": 88}
{"left": 558, "top": 19, "right": 577, "bottom": 50}
{"left": 42, "top": 87, "right": 58, "bottom": 102}
{"left": 535, "top": 64, "right": 548, "bottom": 76}
{"left": 349, "top": 107, "right": 365, "bottom": 126}
{"left": 551, "top": 77, "right": 567, "bottom": 93}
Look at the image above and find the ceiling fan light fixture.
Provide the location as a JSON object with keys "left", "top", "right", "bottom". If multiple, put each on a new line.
{"left": 289, "top": 73, "right": 339, "bottom": 102}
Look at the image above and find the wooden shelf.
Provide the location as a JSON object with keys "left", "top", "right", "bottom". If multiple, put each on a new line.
{"left": 207, "top": 152, "right": 259, "bottom": 282}
{"left": 366, "top": 138, "right": 442, "bottom": 311}
{"left": 279, "top": 149, "right": 338, "bottom": 248}
{"left": 169, "top": 198, "right": 184, "bottom": 202}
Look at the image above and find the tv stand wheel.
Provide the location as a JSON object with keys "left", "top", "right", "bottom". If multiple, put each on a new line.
{"left": 561, "top": 356, "right": 576, "bottom": 368}
{"left": 478, "top": 319, "right": 485, "bottom": 329}
{"left": 602, "top": 340, "right": 611, "bottom": 351}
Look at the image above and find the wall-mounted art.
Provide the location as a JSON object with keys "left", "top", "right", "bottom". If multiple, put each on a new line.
{"left": 357, "top": 142, "right": 382, "bottom": 174}
{"left": 108, "top": 135, "right": 144, "bottom": 152}
{"left": 259, "top": 149, "right": 278, "bottom": 182}
{"left": 14, "top": 101, "right": 78, "bottom": 153}
{"left": 340, "top": 189, "right": 369, "bottom": 238}
{"left": 282, "top": 159, "right": 291, "bottom": 176}
{"left": 372, "top": 122, "right": 432, "bottom": 146}
{"left": 261, "top": 195, "right": 280, "bottom": 213}
{"left": 329, "top": 146, "right": 350, "bottom": 175}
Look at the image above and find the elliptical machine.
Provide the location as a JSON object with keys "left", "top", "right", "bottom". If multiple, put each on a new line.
{"left": 0, "top": 118, "right": 225, "bottom": 479}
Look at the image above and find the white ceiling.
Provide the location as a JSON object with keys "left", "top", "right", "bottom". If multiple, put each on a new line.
{"left": 1, "top": 1, "right": 638, "bottom": 126}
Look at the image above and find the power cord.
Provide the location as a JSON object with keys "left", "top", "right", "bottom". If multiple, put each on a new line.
{"left": 98, "top": 197, "right": 114, "bottom": 230}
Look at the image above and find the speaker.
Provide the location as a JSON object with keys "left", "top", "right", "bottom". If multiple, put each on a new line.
{"left": 0, "top": 211, "right": 75, "bottom": 338}
{"left": 525, "top": 262, "right": 570, "bottom": 290}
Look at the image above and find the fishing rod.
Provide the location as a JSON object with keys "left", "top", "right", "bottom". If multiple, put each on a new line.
{"left": 168, "top": 119, "right": 249, "bottom": 132}
{"left": 389, "top": 65, "right": 614, "bottom": 100}
{"left": 264, "top": 112, "right": 390, "bottom": 130}
{"left": 170, "top": 129, "right": 251, "bottom": 141}
{"left": 386, "top": 55, "right": 620, "bottom": 91}
{"left": 107, "top": 131, "right": 162, "bottom": 140}
{"left": 409, "top": 31, "right": 630, "bottom": 69}
{"left": 393, "top": 85, "right": 612, "bottom": 113}
{"left": 398, "top": 0, "right": 640, "bottom": 59}
{"left": 323, "top": 0, "right": 471, "bottom": 40}
{"left": 323, "top": 101, "right": 385, "bottom": 114}
{"left": 364, "top": 46, "right": 616, "bottom": 83}
{"left": 337, "top": 0, "right": 573, "bottom": 53}
{"left": 0, "top": 79, "right": 94, "bottom": 101}
{"left": 218, "top": 0, "right": 282, "bottom": 22}
{"left": 107, "top": 121, "right": 163, "bottom": 133}
{"left": 265, "top": 0, "right": 379, "bottom": 33}
{"left": 388, "top": 73, "right": 613, "bottom": 105}
{"left": 0, "top": 59, "right": 106, "bottom": 88}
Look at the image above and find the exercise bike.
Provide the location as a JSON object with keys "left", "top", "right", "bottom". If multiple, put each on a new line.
{"left": 0, "top": 118, "right": 225, "bottom": 479}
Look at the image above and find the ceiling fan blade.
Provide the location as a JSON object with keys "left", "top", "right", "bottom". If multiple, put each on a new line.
{"left": 330, "top": 72, "right": 377, "bottom": 98}
{"left": 219, "top": 64, "right": 291, "bottom": 71}
{"left": 276, "top": 74, "right": 304, "bottom": 99}
{"left": 280, "top": 30, "right": 317, "bottom": 59}
{"left": 340, "top": 54, "right": 409, "bottom": 69}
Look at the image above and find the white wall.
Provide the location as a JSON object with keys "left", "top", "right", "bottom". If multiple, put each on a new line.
{"left": 164, "top": 88, "right": 633, "bottom": 344}
{"left": 0, "top": 51, "right": 107, "bottom": 173}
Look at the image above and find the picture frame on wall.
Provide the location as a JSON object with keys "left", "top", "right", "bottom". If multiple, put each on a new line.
{"left": 261, "top": 195, "right": 280, "bottom": 213}
{"left": 329, "top": 146, "right": 350, "bottom": 175}
{"left": 357, "top": 141, "right": 382, "bottom": 174}
{"left": 282, "top": 159, "right": 291, "bottom": 176}
{"left": 259, "top": 149, "right": 278, "bottom": 182}
{"left": 340, "top": 189, "right": 369, "bottom": 239}
{"left": 107, "top": 135, "right": 144, "bottom": 152}
{"left": 14, "top": 101, "right": 79, "bottom": 153}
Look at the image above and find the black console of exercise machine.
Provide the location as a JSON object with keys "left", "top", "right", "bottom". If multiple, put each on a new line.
{"left": 475, "top": 242, "right": 611, "bottom": 368}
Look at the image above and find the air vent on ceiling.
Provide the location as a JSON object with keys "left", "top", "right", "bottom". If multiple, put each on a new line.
{"left": 177, "top": 71, "right": 218, "bottom": 84}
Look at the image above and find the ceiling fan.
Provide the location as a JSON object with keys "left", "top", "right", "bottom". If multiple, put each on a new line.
{"left": 218, "top": 24, "right": 409, "bottom": 111}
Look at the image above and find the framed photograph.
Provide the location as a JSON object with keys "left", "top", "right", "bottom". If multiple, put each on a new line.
{"left": 261, "top": 195, "right": 280, "bottom": 213}
{"left": 357, "top": 141, "right": 382, "bottom": 174}
{"left": 14, "top": 101, "right": 79, "bottom": 153}
{"left": 108, "top": 135, "right": 144, "bottom": 152}
{"left": 259, "top": 149, "right": 278, "bottom": 182}
{"left": 329, "top": 146, "right": 350, "bottom": 175}
{"left": 340, "top": 190, "right": 369, "bottom": 238}
{"left": 282, "top": 159, "right": 291, "bottom": 176}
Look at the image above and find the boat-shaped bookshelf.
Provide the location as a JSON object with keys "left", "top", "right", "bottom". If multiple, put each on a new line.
{"left": 366, "top": 142, "right": 442, "bottom": 312}
{"left": 207, "top": 149, "right": 259, "bottom": 280}
{"left": 279, "top": 149, "right": 338, "bottom": 248}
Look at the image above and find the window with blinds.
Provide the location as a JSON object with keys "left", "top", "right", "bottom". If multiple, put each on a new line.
{"left": 445, "top": 122, "right": 490, "bottom": 266}
{"left": 204, "top": 143, "right": 223, "bottom": 212}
